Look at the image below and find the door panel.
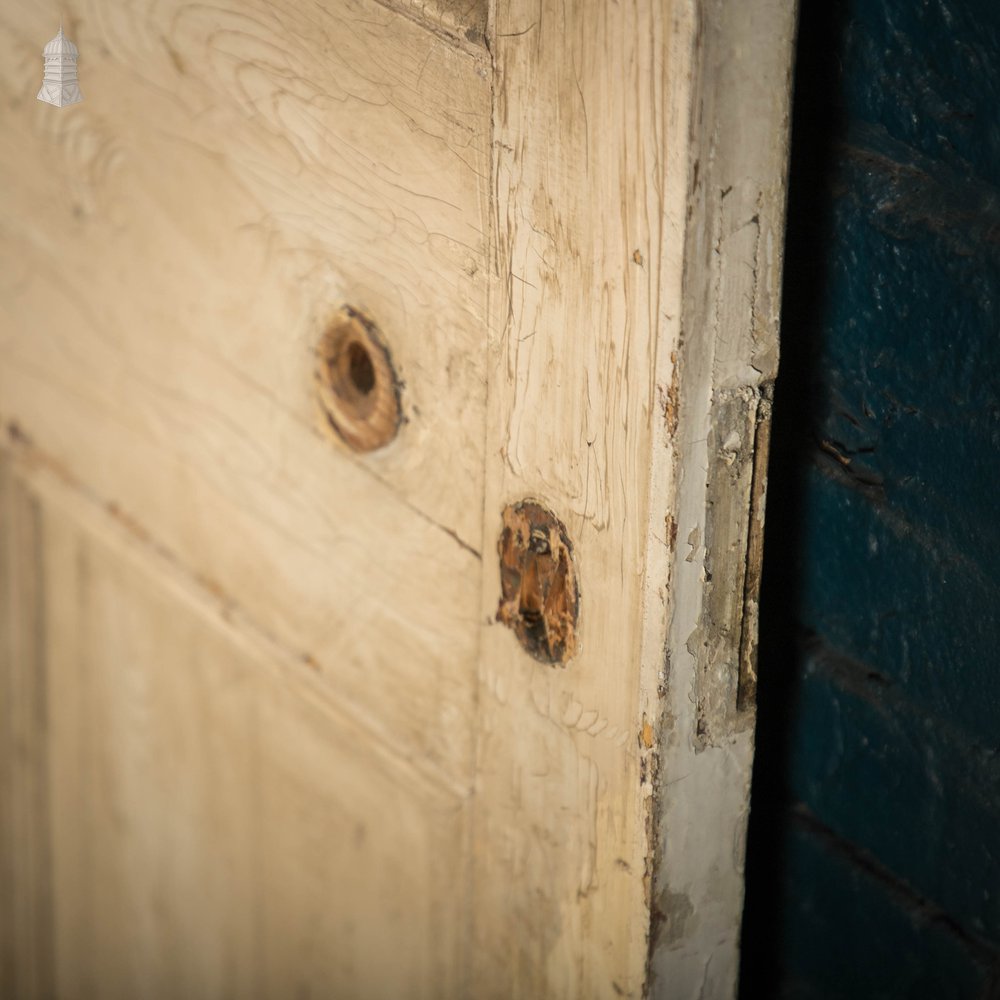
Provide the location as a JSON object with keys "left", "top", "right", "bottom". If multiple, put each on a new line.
{"left": 0, "top": 0, "right": 490, "bottom": 787}
{"left": 3, "top": 458, "right": 466, "bottom": 999}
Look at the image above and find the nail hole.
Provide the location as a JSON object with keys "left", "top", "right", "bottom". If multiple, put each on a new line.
{"left": 316, "top": 307, "right": 401, "bottom": 453}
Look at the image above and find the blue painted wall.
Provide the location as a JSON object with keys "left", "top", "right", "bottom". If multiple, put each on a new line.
{"left": 741, "top": 1, "right": 1000, "bottom": 996}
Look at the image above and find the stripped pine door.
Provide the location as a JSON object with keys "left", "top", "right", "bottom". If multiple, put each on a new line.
{"left": 0, "top": 1, "right": 796, "bottom": 997}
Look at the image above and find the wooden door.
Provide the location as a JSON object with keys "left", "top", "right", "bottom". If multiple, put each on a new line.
{"left": 0, "top": 1, "right": 796, "bottom": 997}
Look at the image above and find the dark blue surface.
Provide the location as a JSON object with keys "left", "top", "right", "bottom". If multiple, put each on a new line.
{"left": 741, "top": 0, "right": 1000, "bottom": 995}
{"left": 792, "top": 652, "right": 1000, "bottom": 942}
{"left": 776, "top": 822, "right": 992, "bottom": 1000}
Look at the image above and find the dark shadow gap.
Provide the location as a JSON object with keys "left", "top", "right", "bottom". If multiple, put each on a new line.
{"left": 738, "top": 0, "right": 851, "bottom": 992}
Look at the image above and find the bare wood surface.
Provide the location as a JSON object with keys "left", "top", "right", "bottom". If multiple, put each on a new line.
{"left": 4, "top": 454, "right": 468, "bottom": 999}
{"left": 472, "top": 2, "right": 694, "bottom": 995}
{"left": 375, "top": 0, "right": 487, "bottom": 46}
{"left": 0, "top": 1, "right": 797, "bottom": 996}
{"left": 0, "top": 0, "right": 491, "bottom": 788}
{"left": 0, "top": 460, "right": 53, "bottom": 1000}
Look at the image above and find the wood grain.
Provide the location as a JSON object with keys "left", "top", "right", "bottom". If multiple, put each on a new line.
{"left": 375, "top": 0, "right": 488, "bottom": 46}
{"left": 0, "top": 1, "right": 797, "bottom": 995}
{"left": 0, "top": 460, "right": 53, "bottom": 1000}
{"left": 4, "top": 455, "right": 468, "bottom": 999}
{"left": 472, "top": 1, "right": 692, "bottom": 995}
{"left": 0, "top": 0, "right": 491, "bottom": 788}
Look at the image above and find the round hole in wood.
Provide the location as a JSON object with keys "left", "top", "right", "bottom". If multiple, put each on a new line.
{"left": 316, "top": 307, "right": 401, "bottom": 453}
{"left": 346, "top": 341, "right": 375, "bottom": 395}
{"left": 496, "top": 500, "right": 579, "bottom": 665}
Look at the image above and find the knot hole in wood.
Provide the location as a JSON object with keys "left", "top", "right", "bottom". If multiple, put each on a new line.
{"left": 316, "top": 307, "right": 401, "bottom": 453}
